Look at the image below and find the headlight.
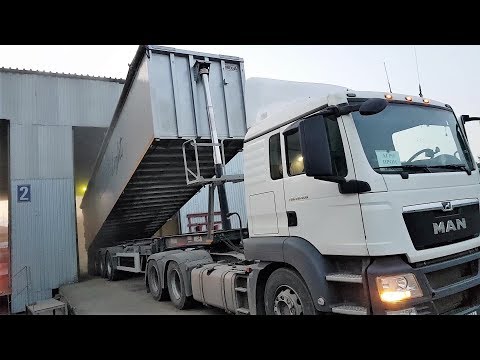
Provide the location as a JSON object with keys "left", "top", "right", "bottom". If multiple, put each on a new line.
{"left": 376, "top": 273, "right": 423, "bottom": 303}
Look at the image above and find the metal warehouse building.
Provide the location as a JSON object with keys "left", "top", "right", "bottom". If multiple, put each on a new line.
{"left": 0, "top": 66, "right": 247, "bottom": 314}
{"left": 0, "top": 67, "right": 124, "bottom": 313}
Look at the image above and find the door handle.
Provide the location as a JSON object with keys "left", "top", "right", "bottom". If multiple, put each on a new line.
{"left": 287, "top": 211, "right": 297, "bottom": 227}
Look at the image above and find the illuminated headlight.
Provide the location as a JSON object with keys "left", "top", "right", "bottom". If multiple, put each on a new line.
{"left": 376, "top": 273, "right": 423, "bottom": 303}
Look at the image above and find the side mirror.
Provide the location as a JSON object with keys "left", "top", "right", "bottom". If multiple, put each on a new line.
{"left": 461, "top": 115, "right": 480, "bottom": 123}
{"left": 298, "top": 115, "right": 372, "bottom": 193}
{"left": 359, "top": 98, "right": 388, "bottom": 116}
{"left": 298, "top": 116, "right": 342, "bottom": 182}
{"left": 461, "top": 115, "right": 480, "bottom": 141}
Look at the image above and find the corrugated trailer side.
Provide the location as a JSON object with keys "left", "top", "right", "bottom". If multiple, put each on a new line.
{"left": 81, "top": 46, "right": 247, "bottom": 255}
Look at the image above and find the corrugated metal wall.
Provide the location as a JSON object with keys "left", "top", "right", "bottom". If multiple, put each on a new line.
{"left": 179, "top": 153, "right": 247, "bottom": 233}
{"left": 10, "top": 179, "right": 77, "bottom": 313}
{"left": 0, "top": 71, "right": 121, "bottom": 126}
{"left": 0, "top": 70, "right": 123, "bottom": 312}
{"left": 10, "top": 124, "right": 73, "bottom": 179}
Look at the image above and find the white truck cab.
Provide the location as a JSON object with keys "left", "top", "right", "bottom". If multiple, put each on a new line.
{"left": 243, "top": 88, "right": 480, "bottom": 315}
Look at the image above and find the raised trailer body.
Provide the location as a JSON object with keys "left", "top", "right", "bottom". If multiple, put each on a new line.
{"left": 81, "top": 46, "right": 248, "bottom": 258}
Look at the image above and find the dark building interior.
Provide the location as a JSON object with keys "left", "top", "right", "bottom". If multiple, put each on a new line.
{"left": 73, "top": 126, "right": 108, "bottom": 196}
{"left": 0, "top": 121, "right": 10, "bottom": 313}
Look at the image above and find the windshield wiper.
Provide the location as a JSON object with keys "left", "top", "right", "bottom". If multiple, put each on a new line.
{"left": 427, "top": 164, "right": 472, "bottom": 175}
{"left": 372, "top": 165, "right": 431, "bottom": 179}
{"left": 372, "top": 165, "right": 431, "bottom": 172}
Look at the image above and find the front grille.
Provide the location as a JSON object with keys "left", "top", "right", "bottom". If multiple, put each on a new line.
{"left": 426, "top": 260, "right": 479, "bottom": 289}
{"left": 403, "top": 204, "right": 480, "bottom": 250}
{"left": 433, "top": 285, "right": 480, "bottom": 314}
{"left": 434, "top": 292, "right": 465, "bottom": 314}
{"left": 411, "top": 251, "right": 480, "bottom": 314}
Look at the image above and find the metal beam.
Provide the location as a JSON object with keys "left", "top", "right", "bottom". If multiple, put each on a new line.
{"left": 114, "top": 203, "right": 188, "bottom": 211}
{"left": 119, "top": 192, "right": 193, "bottom": 201}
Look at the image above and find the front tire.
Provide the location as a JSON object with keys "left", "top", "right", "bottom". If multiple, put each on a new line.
{"left": 264, "top": 268, "right": 317, "bottom": 315}
{"left": 166, "top": 262, "right": 193, "bottom": 310}
{"left": 147, "top": 261, "right": 168, "bottom": 301}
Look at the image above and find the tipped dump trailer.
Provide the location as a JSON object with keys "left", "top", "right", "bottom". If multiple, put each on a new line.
{"left": 81, "top": 46, "right": 248, "bottom": 264}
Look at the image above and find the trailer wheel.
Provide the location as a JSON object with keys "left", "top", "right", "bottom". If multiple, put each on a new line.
{"left": 93, "top": 254, "right": 100, "bottom": 276}
{"left": 166, "top": 262, "right": 193, "bottom": 310}
{"left": 264, "top": 268, "right": 317, "bottom": 315}
{"left": 147, "top": 261, "right": 168, "bottom": 301}
{"left": 99, "top": 254, "right": 107, "bottom": 278}
{"left": 106, "top": 252, "right": 119, "bottom": 281}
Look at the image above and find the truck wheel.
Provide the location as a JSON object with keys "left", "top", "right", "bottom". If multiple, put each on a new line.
{"left": 264, "top": 268, "right": 317, "bottom": 315}
{"left": 147, "top": 261, "right": 168, "bottom": 301}
{"left": 106, "top": 252, "right": 119, "bottom": 281}
{"left": 166, "top": 262, "right": 193, "bottom": 310}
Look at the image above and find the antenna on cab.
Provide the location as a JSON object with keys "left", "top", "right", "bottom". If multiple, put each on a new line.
{"left": 414, "top": 46, "right": 424, "bottom": 98}
{"left": 383, "top": 61, "right": 393, "bottom": 93}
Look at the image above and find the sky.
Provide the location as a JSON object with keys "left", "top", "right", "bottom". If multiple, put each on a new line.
{"left": 0, "top": 45, "right": 479, "bottom": 159}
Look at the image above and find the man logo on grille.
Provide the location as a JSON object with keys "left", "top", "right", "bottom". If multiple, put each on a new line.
{"left": 433, "top": 218, "right": 467, "bottom": 234}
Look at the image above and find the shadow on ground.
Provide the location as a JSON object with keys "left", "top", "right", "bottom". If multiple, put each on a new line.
{"left": 60, "top": 274, "right": 225, "bottom": 315}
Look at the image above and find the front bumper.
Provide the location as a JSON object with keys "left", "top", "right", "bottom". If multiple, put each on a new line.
{"left": 366, "top": 248, "right": 480, "bottom": 315}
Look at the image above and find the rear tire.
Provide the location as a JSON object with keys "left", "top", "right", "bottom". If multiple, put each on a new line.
{"left": 264, "top": 268, "right": 317, "bottom": 315}
{"left": 147, "top": 261, "right": 168, "bottom": 301}
{"left": 99, "top": 254, "right": 107, "bottom": 278}
{"left": 106, "top": 252, "right": 119, "bottom": 281}
{"left": 166, "top": 262, "right": 193, "bottom": 310}
{"left": 93, "top": 254, "right": 100, "bottom": 276}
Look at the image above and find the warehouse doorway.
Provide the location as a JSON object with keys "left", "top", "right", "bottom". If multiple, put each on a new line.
{"left": 0, "top": 121, "right": 10, "bottom": 314}
{"left": 73, "top": 126, "right": 108, "bottom": 279}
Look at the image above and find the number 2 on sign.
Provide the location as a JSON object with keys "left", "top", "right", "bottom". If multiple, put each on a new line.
{"left": 17, "top": 185, "right": 31, "bottom": 202}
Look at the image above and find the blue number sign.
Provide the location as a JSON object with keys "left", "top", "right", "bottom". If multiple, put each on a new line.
{"left": 17, "top": 185, "right": 31, "bottom": 202}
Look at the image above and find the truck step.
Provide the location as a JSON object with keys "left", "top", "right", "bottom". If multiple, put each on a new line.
{"left": 325, "top": 273, "right": 363, "bottom": 284}
{"left": 234, "top": 287, "right": 247, "bottom": 293}
{"left": 331, "top": 305, "right": 368, "bottom": 315}
{"left": 236, "top": 307, "right": 250, "bottom": 315}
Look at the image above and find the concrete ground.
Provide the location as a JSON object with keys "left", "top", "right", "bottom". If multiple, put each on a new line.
{"left": 60, "top": 274, "right": 224, "bottom": 315}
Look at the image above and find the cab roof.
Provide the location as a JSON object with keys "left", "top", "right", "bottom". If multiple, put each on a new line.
{"left": 245, "top": 90, "right": 449, "bottom": 143}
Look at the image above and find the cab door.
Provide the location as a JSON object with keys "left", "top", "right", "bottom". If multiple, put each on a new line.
{"left": 281, "top": 114, "right": 368, "bottom": 256}
{"left": 245, "top": 133, "right": 289, "bottom": 237}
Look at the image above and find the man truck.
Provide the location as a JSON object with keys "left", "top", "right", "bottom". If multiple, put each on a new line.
{"left": 83, "top": 45, "right": 480, "bottom": 315}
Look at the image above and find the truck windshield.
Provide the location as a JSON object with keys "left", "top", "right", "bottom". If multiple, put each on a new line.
{"left": 351, "top": 102, "right": 475, "bottom": 174}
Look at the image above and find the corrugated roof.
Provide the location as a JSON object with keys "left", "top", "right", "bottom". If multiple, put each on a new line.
{"left": 0, "top": 67, "right": 125, "bottom": 84}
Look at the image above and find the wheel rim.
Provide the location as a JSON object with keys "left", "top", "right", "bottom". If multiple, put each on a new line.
{"left": 273, "top": 285, "right": 303, "bottom": 315}
{"left": 100, "top": 260, "right": 104, "bottom": 274}
{"left": 148, "top": 265, "right": 159, "bottom": 294}
{"left": 107, "top": 259, "right": 112, "bottom": 276}
{"left": 170, "top": 269, "right": 182, "bottom": 300}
